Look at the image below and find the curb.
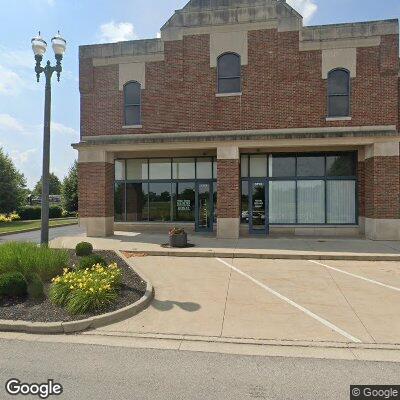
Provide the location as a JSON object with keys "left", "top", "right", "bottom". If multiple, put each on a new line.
{"left": 0, "top": 222, "right": 78, "bottom": 237}
{"left": 0, "top": 282, "right": 154, "bottom": 335}
{"left": 122, "top": 250, "right": 400, "bottom": 262}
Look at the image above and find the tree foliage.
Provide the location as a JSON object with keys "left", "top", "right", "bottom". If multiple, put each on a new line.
{"left": 61, "top": 161, "right": 78, "bottom": 212}
{"left": 32, "top": 173, "right": 62, "bottom": 196}
{"left": 0, "top": 147, "right": 27, "bottom": 213}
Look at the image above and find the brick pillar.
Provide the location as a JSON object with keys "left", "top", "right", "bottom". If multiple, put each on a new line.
{"left": 364, "top": 142, "right": 400, "bottom": 240}
{"left": 78, "top": 150, "right": 114, "bottom": 237}
{"left": 217, "top": 146, "right": 240, "bottom": 239}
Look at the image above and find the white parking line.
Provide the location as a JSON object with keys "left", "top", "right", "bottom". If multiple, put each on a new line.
{"left": 216, "top": 258, "right": 362, "bottom": 344}
{"left": 309, "top": 260, "right": 400, "bottom": 293}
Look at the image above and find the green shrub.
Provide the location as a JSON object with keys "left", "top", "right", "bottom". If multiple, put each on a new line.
{"left": 18, "top": 206, "right": 42, "bottom": 220}
{"left": 75, "top": 242, "right": 93, "bottom": 257}
{"left": 17, "top": 205, "right": 62, "bottom": 220}
{"left": 50, "top": 263, "right": 122, "bottom": 314}
{"left": 0, "top": 272, "right": 27, "bottom": 298}
{"left": 77, "top": 254, "right": 106, "bottom": 270}
{"left": 27, "top": 273, "right": 45, "bottom": 300}
{"left": 49, "top": 205, "right": 63, "bottom": 219}
{"left": 0, "top": 242, "right": 69, "bottom": 282}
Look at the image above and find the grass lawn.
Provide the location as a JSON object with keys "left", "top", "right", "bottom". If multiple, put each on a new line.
{"left": 0, "top": 218, "right": 78, "bottom": 235}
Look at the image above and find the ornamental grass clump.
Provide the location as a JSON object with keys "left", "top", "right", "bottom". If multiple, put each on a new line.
{"left": 50, "top": 263, "right": 122, "bottom": 315}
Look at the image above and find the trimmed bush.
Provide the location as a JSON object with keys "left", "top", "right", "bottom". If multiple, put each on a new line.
{"left": 50, "top": 263, "right": 122, "bottom": 314}
{"left": 0, "top": 242, "right": 68, "bottom": 282}
{"left": 77, "top": 254, "right": 106, "bottom": 270}
{"left": 0, "top": 272, "right": 27, "bottom": 298}
{"left": 75, "top": 242, "right": 93, "bottom": 257}
{"left": 27, "top": 273, "right": 45, "bottom": 300}
{"left": 49, "top": 205, "right": 63, "bottom": 219}
{"left": 18, "top": 206, "right": 42, "bottom": 221}
{"left": 17, "top": 205, "right": 62, "bottom": 220}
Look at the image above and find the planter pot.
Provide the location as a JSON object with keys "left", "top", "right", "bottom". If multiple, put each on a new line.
{"left": 169, "top": 233, "right": 187, "bottom": 248}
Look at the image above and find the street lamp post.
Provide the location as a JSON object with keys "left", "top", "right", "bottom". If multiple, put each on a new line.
{"left": 31, "top": 32, "right": 66, "bottom": 246}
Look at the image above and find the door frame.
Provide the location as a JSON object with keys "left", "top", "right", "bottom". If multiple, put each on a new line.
{"left": 195, "top": 181, "right": 214, "bottom": 232}
{"left": 249, "top": 178, "right": 269, "bottom": 235}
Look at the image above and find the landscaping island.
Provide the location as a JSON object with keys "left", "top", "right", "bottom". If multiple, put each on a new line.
{"left": 0, "top": 242, "right": 149, "bottom": 327}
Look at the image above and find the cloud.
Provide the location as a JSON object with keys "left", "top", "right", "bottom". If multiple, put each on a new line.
{"left": 10, "top": 148, "right": 37, "bottom": 165}
{"left": 287, "top": 0, "right": 318, "bottom": 24}
{"left": 0, "top": 65, "right": 25, "bottom": 96}
{"left": 51, "top": 122, "right": 78, "bottom": 136}
{"left": 156, "top": 32, "right": 161, "bottom": 39}
{"left": 99, "top": 21, "right": 138, "bottom": 43}
{"left": 0, "top": 114, "right": 25, "bottom": 132}
{"left": 0, "top": 48, "right": 33, "bottom": 69}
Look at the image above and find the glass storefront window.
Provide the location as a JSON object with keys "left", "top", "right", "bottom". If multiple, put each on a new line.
{"left": 269, "top": 181, "right": 296, "bottom": 224}
{"left": 173, "top": 158, "right": 195, "bottom": 180}
{"left": 241, "top": 155, "right": 249, "bottom": 177}
{"left": 327, "top": 180, "right": 356, "bottom": 224}
{"left": 115, "top": 160, "right": 125, "bottom": 180}
{"left": 148, "top": 183, "right": 171, "bottom": 221}
{"left": 174, "top": 182, "right": 195, "bottom": 221}
{"left": 269, "top": 156, "right": 296, "bottom": 177}
{"left": 196, "top": 157, "right": 213, "bottom": 179}
{"left": 127, "top": 159, "right": 148, "bottom": 180}
{"left": 326, "top": 154, "right": 355, "bottom": 176}
{"left": 297, "top": 156, "right": 325, "bottom": 177}
{"left": 241, "top": 181, "right": 249, "bottom": 223}
{"left": 213, "top": 183, "right": 217, "bottom": 223}
{"left": 297, "top": 180, "right": 325, "bottom": 223}
{"left": 126, "top": 183, "right": 149, "bottom": 222}
{"left": 213, "top": 157, "right": 217, "bottom": 179}
{"left": 114, "top": 182, "right": 125, "bottom": 222}
{"left": 149, "top": 159, "right": 171, "bottom": 180}
{"left": 249, "top": 155, "right": 267, "bottom": 177}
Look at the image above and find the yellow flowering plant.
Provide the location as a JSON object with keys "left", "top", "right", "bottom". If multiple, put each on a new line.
{"left": 50, "top": 263, "right": 122, "bottom": 315}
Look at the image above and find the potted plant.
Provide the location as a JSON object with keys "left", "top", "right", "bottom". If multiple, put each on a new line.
{"left": 168, "top": 227, "right": 187, "bottom": 248}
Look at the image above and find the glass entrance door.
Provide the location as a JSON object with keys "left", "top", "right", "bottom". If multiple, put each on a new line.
{"left": 249, "top": 180, "right": 268, "bottom": 234}
{"left": 196, "top": 182, "right": 213, "bottom": 232}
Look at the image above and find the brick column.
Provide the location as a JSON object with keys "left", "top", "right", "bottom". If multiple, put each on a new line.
{"left": 78, "top": 150, "right": 114, "bottom": 237}
{"left": 217, "top": 146, "right": 240, "bottom": 239}
{"left": 364, "top": 142, "right": 400, "bottom": 240}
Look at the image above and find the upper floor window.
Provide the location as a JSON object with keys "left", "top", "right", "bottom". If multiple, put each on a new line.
{"left": 217, "top": 53, "right": 241, "bottom": 94}
{"left": 124, "top": 81, "right": 141, "bottom": 126}
{"left": 327, "top": 69, "right": 350, "bottom": 117}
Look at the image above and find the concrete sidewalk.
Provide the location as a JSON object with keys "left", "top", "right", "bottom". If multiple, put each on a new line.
{"left": 50, "top": 231, "right": 400, "bottom": 261}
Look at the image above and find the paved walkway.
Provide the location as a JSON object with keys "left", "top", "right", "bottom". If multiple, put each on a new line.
{"left": 51, "top": 231, "right": 400, "bottom": 260}
{"left": 91, "top": 255, "right": 400, "bottom": 347}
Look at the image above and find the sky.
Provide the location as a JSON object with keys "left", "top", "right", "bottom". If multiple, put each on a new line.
{"left": 0, "top": 0, "right": 399, "bottom": 189}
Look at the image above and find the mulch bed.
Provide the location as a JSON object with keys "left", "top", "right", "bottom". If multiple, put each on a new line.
{"left": 0, "top": 250, "right": 147, "bottom": 323}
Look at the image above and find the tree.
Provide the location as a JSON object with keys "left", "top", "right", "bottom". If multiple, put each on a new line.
{"left": 0, "top": 147, "right": 27, "bottom": 213}
{"left": 32, "top": 173, "right": 62, "bottom": 197}
{"left": 61, "top": 161, "right": 78, "bottom": 212}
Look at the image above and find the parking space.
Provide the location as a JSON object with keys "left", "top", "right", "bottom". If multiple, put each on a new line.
{"left": 97, "top": 255, "right": 400, "bottom": 345}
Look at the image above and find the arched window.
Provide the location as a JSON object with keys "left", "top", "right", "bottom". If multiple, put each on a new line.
{"left": 217, "top": 53, "right": 241, "bottom": 94}
{"left": 327, "top": 69, "right": 350, "bottom": 117}
{"left": 124, "top": 81, "right": 141, "bottom": 126}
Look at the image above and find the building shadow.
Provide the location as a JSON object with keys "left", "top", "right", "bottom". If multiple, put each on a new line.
{"left": 151, "top": 298, "right": 201, "bottom": 312}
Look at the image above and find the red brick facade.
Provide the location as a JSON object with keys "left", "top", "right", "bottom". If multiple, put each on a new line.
{"left": 80, "top": 31, "right": 399, "bottom": 138}
{"left": 78, "top": 162, "right": 114, "bottom": 218}
{"left": 217, "top": 159, "right": 240, "bottom": 219}
{"left": 364, "top": 156, "right": 400, "bottom": 220}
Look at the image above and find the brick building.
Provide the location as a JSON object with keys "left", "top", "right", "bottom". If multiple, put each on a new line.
{"left": 75, "top": 0, "right": 400, "bottom": 240}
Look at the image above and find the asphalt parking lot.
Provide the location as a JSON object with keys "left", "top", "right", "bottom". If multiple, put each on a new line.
{"left": 96, "top": 256, "right": 400, "bottom": 345}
